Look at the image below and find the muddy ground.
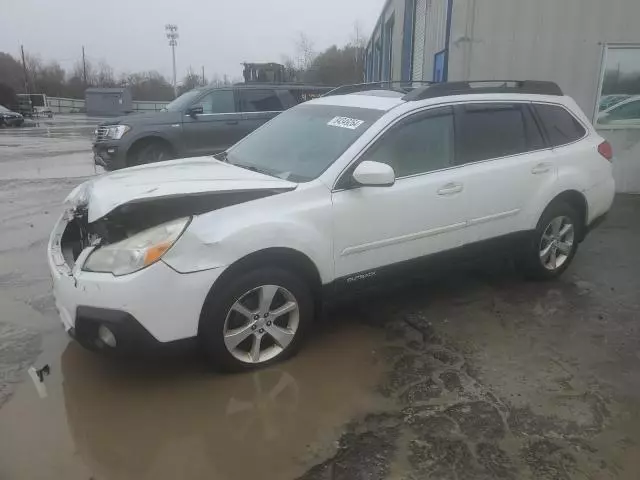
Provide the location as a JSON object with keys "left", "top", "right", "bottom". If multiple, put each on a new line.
{"left": 0, "top": 118, "right": 639, "bottom": 479}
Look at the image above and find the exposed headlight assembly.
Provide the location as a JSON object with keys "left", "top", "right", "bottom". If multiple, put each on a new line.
{"left": 83, "top": 217, "right": 190, "bottom": 276}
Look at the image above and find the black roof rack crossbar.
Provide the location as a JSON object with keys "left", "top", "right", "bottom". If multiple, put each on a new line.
{"left": 402, "top": 80, "right": 563, "bottom": 101}
{"left": 323, "top": 81, "right": 433, "bottom": 97}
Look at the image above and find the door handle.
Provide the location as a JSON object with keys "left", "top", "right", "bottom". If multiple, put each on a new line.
{"left": 531, "top": 163, "right": 552, "bottom": 174}
{"left": 437, "top": 183, "right": 464, "bottom": 196}
{"left": 226, "top": 120, "right": 239, "bottom": 125}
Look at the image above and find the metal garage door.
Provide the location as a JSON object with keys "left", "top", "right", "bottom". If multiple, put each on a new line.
{"left": 412, "top": 0, "right": 427, "bottom": 81}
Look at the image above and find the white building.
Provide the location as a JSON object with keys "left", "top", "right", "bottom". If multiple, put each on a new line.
{"left": 365, "top": 0, "right": 640, "bottom": 192}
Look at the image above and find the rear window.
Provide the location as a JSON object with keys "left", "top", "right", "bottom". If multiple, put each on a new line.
{"left": 455, "top": 103, "right": 541, "bottom": 165}
{"left": 534, "top": 104, "right": 586, "bottom": 147}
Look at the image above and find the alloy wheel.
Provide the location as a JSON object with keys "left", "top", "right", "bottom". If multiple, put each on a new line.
{"left": 223, "top": 285, "right": 300, "bottom": 364}
{"left": 539, "top": 216, "right": 575, "bottom": 271}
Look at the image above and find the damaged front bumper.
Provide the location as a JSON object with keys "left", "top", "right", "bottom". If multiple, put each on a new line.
{"left": 48, "top": 211, "right": 224, "bottom": 353}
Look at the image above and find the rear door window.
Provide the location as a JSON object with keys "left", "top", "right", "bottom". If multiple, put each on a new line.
{"left": 534, "top": 104, "right": 586, "bottom": 147}
{"left": 238, "top": 89, "right": 284, "bottom": 112}
{"left": 454, "top": 103, "right": 538, "bottom": 165}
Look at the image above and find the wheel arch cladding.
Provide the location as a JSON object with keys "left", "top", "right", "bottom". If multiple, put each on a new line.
{"left": 198, "top": 247, "right": 323, "bottom": 331}
{"left": 546, "top": 190, "right": 588, "bottom": 240}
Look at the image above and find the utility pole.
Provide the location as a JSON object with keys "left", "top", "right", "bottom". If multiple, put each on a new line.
{"left": 82, "top": 46, "right": 88, "bottom": 87}
{"left": 165, "top": 24, "right": 179, "bottom": 97}
{"left": 20, "top": 45, "right": 29, "bottom": 93}
{"left": 202, "top": 65, "right": 205, "bottom": 86}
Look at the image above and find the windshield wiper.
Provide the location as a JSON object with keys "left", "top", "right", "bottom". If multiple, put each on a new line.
{"left": 213, "top": 151, "right": 228, "bottom": 162}
{"left": 232, "top": 162, "right": 276, "bottom": 178}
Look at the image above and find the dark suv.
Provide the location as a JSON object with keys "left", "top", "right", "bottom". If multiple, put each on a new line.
{"left": 93, "top": 84, "right": 330, "bottom": 170}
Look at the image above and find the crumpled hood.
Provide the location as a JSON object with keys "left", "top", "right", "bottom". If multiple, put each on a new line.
{"left": 66, "top": 157, "right": 297, "bottom": 222}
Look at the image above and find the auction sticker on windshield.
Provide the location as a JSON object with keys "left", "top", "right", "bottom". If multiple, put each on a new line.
{"left": 327, "top": 116, "right": 365, "bottom": 130}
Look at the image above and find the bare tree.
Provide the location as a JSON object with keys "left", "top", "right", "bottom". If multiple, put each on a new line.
{"left": 24, "top": 53, "right": 42, "bottom": 91}
{"left": 295, "top": 32, "right": 316, "bottom": 72}
{"left": 0, "top": 52, "right": 27, "bottom": 93}
{"left": 280, "top": 55, "right": 299, "bottom": 82}
{"left": 348, "top": 22, "right": 367, "bottom": 83}
{"left": 73, "top": 58, "right": 95, "bottom": 86}
{"left": 96, "top": 60, "right": 115, "bottom": 87}
{"left": 349, "top": 21, "right": 367, "bottom": 49}
{"left": 178, "top": 67, "right": 202, "bottom": 95}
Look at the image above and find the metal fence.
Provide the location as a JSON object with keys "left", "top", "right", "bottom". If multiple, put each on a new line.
{"left": 132, "top": 100, "right": 170, "bottom": 112}
{"left": 47, "top": 97, "right": 86, "bottom": 113}
{"left": 47, "top": 97, "right": 170, "bottom": 114}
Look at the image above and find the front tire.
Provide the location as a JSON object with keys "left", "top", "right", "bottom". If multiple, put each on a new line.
{"left": 199, "top": 268, "right": 314, "bottom": 372}
{"left": 520, "top": 202, "right": 580, "bottom": 280}
{"left": 130, "top": 141, "right": 173, "bottom": 166}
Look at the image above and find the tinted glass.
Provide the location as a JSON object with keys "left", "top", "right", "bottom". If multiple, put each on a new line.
{"left": 455, "top": 103, "right": 530, "bottom": 165}
{"left": 227, "top": 104, "right": 384, "bottom": 182}
{"left": 200, "top": 90, "right": 235, "bottom": 114}
{"left": 363, "top": 108, "right": 454, "bottom": 177}
{"left": 523, "top": 105, "right": 546, "bottom": 150}
{"left": 239, "top": 89, "right": 283, "bottom": 112}
{"left": 535, "top": 104, "right": 586, "bottom": 147}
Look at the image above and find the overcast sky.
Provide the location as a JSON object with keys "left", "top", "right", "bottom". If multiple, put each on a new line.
{"left": 1, "top": 0, "right": 384, "bottom": 81}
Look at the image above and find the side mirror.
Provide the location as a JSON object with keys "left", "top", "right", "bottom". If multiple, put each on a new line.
{"left": 352, "top": 161, "right": 396, "bottom": 187}
{"left": 187, "top": 105, "right": 204, "bottom": 117}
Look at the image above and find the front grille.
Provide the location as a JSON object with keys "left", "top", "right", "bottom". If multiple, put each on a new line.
{"left": 95, "top": 126, "right": 108, "bottom": 142}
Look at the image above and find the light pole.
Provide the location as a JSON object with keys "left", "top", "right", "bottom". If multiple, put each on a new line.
{"left": 165, "top": 24, "right": 179, "bottom": 98}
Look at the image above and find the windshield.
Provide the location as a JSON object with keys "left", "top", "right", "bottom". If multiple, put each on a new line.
{"left": 163, "top": 89, "right": 202, "bottom": 112}
{"left": 227, "top": 104, "right": 384, "bottom": 182}
{"left": 0, "top": 105, "right": 10, "bottom": 113}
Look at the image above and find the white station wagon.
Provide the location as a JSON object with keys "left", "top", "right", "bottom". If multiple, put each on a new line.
{"left": 48, "top": 81, "right": 615, "bottom": 371}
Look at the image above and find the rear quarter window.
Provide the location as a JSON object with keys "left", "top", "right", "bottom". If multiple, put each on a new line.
{"left": 534, "top": 104, "right": 586, "bottom": 147}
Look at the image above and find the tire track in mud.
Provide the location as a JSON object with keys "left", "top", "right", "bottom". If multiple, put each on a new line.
{"left": 298, "top": 293, "right": 632, "bottom": 480}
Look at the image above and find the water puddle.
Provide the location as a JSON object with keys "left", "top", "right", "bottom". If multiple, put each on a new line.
{"left": 0, "top": 321, "right": 388, "bottom": 480}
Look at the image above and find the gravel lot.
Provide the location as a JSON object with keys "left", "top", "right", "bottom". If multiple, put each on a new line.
{"left": 0, "top": 117, "right": 639, "bottom": 479}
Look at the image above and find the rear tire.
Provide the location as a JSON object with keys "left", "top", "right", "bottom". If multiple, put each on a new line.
{"left": 199, "top": 268, "right": 314, "bottom": 372}
{"left": 519, "top": 202, "right": 580, "bottom": 280}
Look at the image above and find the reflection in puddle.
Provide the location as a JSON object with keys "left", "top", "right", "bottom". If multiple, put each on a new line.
{"left": 0, "top": 323, "right": 387, "bottom": 480}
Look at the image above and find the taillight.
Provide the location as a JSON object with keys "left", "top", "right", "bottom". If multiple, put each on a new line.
{"left": 598, "top": 141, "right": 613, "bottom": 161}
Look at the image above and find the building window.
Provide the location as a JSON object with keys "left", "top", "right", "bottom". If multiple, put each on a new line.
{"left": 401, "top": 0, "right": 416, "bottom": 81}
{"left": 382, "top": 15, "right": 395, "bottom": 81}
{"left": 597, "top": 45, "right": 640, "bottom": 127}
{"left": 374, "top": 38, "right": 382, "bottom": 82}
{"left": 433, "top": 50, "right": 446, "bottom": 83}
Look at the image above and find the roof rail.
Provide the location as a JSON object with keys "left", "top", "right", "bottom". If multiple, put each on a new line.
{"left": 323, "top": 81, "right": 433, "bottom": 97}
{"left": 402, "top": 80, "right": 563, "bottom": 101}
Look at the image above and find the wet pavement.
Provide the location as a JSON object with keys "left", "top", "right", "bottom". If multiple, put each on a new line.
{"left": 1, "top": 119, "right": 640, "bottom": 479}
